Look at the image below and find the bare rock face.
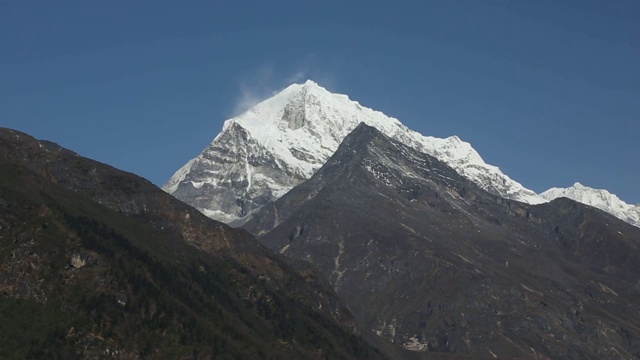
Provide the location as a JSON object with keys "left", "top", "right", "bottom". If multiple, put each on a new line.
{"left": 168, "top": 122, "right": 305, "bottom": 222}
{"left": 243, "top": 124, "right": 640, "bottom": 359}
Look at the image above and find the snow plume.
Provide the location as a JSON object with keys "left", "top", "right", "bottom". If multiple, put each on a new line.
{"left": 289, "top": 57, "right": 338, "bottom": 91}
{"left": 230, "top": 62, "right": 336, "bottom": 117}
{"left": 287, "top": 70, "right": 308, "bottom": 84}
{"left": 295, "top": 69, "right": 337, "bottom": 92}
{"left": 231, "top": 65, "right": 279, "bottom": 117}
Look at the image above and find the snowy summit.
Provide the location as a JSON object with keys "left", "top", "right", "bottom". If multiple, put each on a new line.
{"left": 164, "top": 80, "right": 542, "bottom": 223}
{"left": 540, "top": 182, "right": 640, "bottom": 228}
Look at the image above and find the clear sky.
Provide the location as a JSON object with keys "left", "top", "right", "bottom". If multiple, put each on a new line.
{"left": 2, "top": 1, "right": 639, "bottom": 204}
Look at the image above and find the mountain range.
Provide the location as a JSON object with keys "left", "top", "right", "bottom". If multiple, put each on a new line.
{"left": 3, "top": 80, "right": 638, "bottom": 359}
{"left": 164, "top": 80, "right": 639, "bottom": 229}
{"left": 164, "top": 80, "right": 541, "bottom": 223}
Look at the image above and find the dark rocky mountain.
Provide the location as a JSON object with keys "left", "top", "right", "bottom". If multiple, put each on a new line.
{"left": 243, "top": 123, "right": 640, "bottom": 359}
{"left": 0, "top": 128, "right": 385, "bottom": 359}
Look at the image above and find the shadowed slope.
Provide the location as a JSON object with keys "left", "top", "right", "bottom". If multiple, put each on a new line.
{"left": 0, "top": 127, "right": 383, "bottom": 359}
{"left": 244, "top": 124, "right": 640, "bottom": 359}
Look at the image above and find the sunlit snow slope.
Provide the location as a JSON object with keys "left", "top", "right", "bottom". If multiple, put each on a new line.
{"left": 164, "top": 80, "right": 542, "bottom": 222}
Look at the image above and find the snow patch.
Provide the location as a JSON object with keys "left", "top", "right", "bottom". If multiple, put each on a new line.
{"left": 402, "top": 336, "right": 429, "bottom": 351}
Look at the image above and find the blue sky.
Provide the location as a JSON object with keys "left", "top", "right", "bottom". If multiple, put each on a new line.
{"left": 2, "top": 1, "right": 639, "bottom": 203}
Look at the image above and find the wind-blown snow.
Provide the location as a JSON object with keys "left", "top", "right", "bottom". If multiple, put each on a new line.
{"left": 540, "top": 182, "right": 640, "bottom": 228}
{"left": 164, "top": 80, "right": 544, "bottom": 222}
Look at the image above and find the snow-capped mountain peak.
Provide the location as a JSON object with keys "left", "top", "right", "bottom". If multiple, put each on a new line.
{"left": 540, "top": 182, "right": 640, "bottom": 228}
{"left": 164, "top": 80, "right": 543, "bottom": 222}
